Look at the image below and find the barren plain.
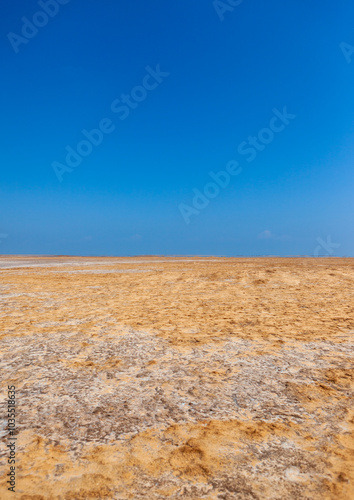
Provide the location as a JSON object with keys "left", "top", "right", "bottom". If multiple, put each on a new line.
{"left": 0, "top": 256, "right": 353, "bottom": 499}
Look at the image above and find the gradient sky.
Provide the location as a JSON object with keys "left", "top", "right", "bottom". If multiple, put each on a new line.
{"left": 1, "top": 0, "right": 353, "bottom": 256}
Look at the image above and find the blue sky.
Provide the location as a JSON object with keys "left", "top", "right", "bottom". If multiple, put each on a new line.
{"left": 0, "top": 0, "right": 353, "bottom": 256}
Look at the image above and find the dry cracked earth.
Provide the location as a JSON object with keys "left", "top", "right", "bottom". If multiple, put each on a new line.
{"left": 0, "top": 256, "right": 353, "bottom": 499}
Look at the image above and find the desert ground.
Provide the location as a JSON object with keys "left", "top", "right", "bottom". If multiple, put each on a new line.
{"left": 0, "top": 256, "right": 353, "bottom": 499}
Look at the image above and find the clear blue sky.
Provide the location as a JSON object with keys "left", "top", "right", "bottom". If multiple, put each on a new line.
{"left": 1, "top": 0, "right": 353, "bottom": 256}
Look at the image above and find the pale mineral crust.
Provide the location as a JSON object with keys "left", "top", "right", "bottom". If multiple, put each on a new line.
{"left": 0, "top": 256, "right": 353, "bottom": 499}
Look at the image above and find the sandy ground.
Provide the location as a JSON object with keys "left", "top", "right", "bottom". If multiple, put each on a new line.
{"left": 0, "top": 256, "right": 353, "bottom": 499}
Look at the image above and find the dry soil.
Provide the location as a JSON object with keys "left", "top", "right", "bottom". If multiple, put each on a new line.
{"left": 0, "top": 256, "right": 353, "bottom": 499}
